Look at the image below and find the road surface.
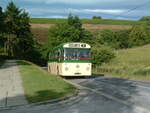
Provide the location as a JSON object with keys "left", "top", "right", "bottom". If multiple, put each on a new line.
{"left": 1, "top": 73, "right": 150, "bottom": 113}
{"left": 0, "top": 60, "right": 27, "bottom": 108}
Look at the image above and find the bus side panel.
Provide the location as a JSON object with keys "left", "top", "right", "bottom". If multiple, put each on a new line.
{"left": 48, "top": 62, "right": 58, "bottom": 75}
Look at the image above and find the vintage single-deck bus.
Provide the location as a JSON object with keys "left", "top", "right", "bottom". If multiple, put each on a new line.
{"left": 48, "top": 43, "right": 92, "bottom": 76}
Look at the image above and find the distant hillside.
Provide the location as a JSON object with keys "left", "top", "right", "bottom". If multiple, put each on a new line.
{"left": 31, "top": 23, "right": 132, "bottom": 44}
{"left": 98, "top": 44, "right": 150, "bottom": 81}
{"left": 30, "top": 18, "right": 143, "bottom": 44}
{"left": 30, "top": 18, "right": 143, "bottom": 25}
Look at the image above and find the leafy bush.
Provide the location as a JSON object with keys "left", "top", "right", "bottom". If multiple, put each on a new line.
{"left": 96, "top": 29, "right": 130, "bottom": 49}
{"left": 92, "top": 45, "right": 115, "bottom": 66}
{"left": 128, "top": 25, "right": 150, "bottom": 47}
{"left": 47, "top": 15, "right": 94, "bottom": 50}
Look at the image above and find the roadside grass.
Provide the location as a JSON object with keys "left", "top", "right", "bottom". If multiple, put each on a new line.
{"left": 30, "top": 18, "right": 143, "bottom": 25}
{"left": 94, "top": 44, "right": 150, "bottom": 81}
{"left": 17, "top": 60, "right": 76, "bottom": 103}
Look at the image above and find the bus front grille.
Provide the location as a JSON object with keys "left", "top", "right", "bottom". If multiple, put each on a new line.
{"left": 74, "top": 73, "right": 81, "bottom": 75}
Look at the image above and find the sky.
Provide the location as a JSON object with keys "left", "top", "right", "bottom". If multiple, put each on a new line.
{"left": 0, "top": 0, "right": 150, "bottom": 20}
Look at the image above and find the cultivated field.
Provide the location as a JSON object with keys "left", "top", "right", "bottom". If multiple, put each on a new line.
{"left": 31, "top": 24, "right": 132, "bottom": 44}
{"left": 30, "top": 18, "right": 141, "bottom": 44}
{"left": 30, "top": 18, "right": 142, "bottom": 25}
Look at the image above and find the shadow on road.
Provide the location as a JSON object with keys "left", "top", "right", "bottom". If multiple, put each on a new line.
{"left": 0, "top": 60, "right": 31, "bottom": 69}
{"left": 64, "top": 74, "right": 104, "bottom": 80}
{"left": 0, "top": 88, "right": 70, "bottom": 109}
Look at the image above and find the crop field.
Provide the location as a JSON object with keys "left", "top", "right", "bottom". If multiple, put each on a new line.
{"left": 30, "top": 18, "right": 140, "bottom": 44}
{"left": 96, "top": 44, "right": 150, "bottom": 81}
{"left": 30, "top": 18, "right": 143, "bottom": 25}
{"left": 31, "top": 23, "right": 132, "bottom": 44}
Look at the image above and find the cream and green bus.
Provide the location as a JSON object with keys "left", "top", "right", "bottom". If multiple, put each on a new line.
{"left": 48, "top": 43, "right": 92, "bottom": 76}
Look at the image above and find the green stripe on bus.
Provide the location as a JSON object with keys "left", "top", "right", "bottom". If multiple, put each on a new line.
{"left": 62, "top": 60, "right": 91, "bottom": 63}
{"left": 64, "top": 48, "right": 90, "bottom": 49}
{"left": 48, "top": 60, "right": 91, "bottom": 63}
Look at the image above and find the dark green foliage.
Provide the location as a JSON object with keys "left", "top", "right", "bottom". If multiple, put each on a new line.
{"left": 92, "top": 16, "right": 102, "bottom": 19}
{"left": 96, "top": 24, "right": 150, "bottom": 50}
{"left": 96, "top": 29, "right": 130, "bottom": 49}
{"left": 3, "top": 2, "right": 34, "bottom": 60}
{"left": 0, "top": 2, "right": 44, "bottom": 65}
{"left": 140, "top": 16, "right": 150, "bottom": 26}
{"left": 0, "top": 6, "right": 4, "bottom": 48}
{"left": 0, "top": 6, "right": 4, "bottom": 33}
{"left": 128, "top": 25, "right": 150, "bottom": 47}
{"left": 92, "top": 45, "right": 115, "bottom": 66}
{"left": 68, "top": 14, "right": 82, "bottom": 29}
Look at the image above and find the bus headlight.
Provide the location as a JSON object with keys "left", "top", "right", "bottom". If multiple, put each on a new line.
{"left": 76, "top": 65, "right": 80, "bottom": 68}
{"left": 65, "top": 67, "right": 69, "bottom": 71}
{"left": 86, "top": 67, "right": 90, "bottom": 71}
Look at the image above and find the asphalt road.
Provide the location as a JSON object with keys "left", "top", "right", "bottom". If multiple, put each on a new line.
{"left": 1, "top": 75, "right": 150, "bottom": 113}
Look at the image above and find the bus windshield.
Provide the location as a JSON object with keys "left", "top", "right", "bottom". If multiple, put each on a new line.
{"left": 64, "top": 49, "right": 91, "bottom": 60}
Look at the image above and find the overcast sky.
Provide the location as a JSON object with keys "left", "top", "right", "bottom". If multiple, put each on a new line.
{"left": 1, "top": 0, "right": 150, "bottom": 20}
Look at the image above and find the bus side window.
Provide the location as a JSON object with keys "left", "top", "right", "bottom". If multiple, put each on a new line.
{"left": 61, "top": 49, "right": 64, "bottom": 60}
{"left": 49, "top": 53, "right": 50, "bottom": 59}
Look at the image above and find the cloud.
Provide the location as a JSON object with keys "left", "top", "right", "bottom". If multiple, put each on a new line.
{"left": 2, "top": 0, "right": 150, "bottom": 20}
{"left": 18, "top": 0, "right": 101, "bottom": 5}
{"left": 70, "top": 9, "right": 125, "bottom": 14}
{"left": 17, "top": 0, "right": 133, "bottom": 6}
{"left": 26, "top": 7, "right": 126, "bottom": 17}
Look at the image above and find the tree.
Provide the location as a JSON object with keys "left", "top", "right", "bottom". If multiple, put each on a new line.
{"left": 15, "top": 10, "right": 34, "bottom": 59}
{"left": 68, "top": 14, "right": 82, "bottom": 29}
{"left": 0, "top": 6, "right": 4, "bottom": 33}
{"left": 4, "top": 2, "right": 34, "bottom": 58}
{"left": 96, "top": 29, "right": 130, "bottom": 49}
{"left": 140, "top": 16, "right": 150, "bottom": 21}
{"left": 140, "top": 16, "right": 150, "bottom": 26}
{"left": 0, "top": 6, "right": 4, "bottom": 48}
{"left": 92, "top": 16, "right": 102, "bottom": 19}
{"left": 92, "top": 45, "right": 115, "bottom": 66}
{"left": 47, "top": 15, "right": 94, "bottom": 50}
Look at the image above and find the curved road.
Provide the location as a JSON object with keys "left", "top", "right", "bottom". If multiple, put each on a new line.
{"left": 0, "top": 63, "right": 150, "bottom": 113}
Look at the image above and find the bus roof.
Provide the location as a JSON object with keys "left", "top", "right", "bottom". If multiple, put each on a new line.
{"left": 62, "top": 43, "right": 91, "bottom": 49}
{"left": 49, "top": 43, "right": 91, "bottom": 54}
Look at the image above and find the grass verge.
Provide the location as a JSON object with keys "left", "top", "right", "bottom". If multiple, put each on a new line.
{"left": 17, "top": 60, "right": 76, "bottom": 103}
{"left": 94, "top": 44, "right": 150, "bottom": 82}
